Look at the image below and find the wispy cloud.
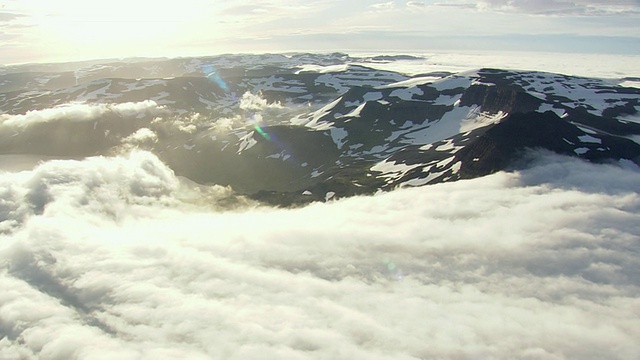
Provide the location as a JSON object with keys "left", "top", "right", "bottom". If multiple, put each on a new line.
{"left": 474, "top": 0, "right": 640, "bottom": 15}
{"left": 371, "top": 1, "right": 397, "bottom": 10}
{"left": 406, "top": 1, "right": 428, "bottom": 8}
{"left": 0, "top": 0, "right": 639, "bottom": 63}
{"left": 0, "top": 8, "right": 30, "bottom": 49}
{"left": 0, "top": 12, "right": 24, "bottom": 22}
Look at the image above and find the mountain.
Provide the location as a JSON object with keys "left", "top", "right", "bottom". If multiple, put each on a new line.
{"left": 1, "top": 54, "right": 639, "bottom": 206}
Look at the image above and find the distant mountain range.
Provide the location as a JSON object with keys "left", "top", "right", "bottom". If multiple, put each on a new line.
{"left": 1, "top": 53, "right": 639, "bottom": 206}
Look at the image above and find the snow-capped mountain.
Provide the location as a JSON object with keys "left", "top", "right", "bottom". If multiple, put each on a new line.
{"left": 1, "top": 54, "right": 639, "bottom": 206}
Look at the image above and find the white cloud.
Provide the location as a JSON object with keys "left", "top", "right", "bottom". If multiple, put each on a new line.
{"left": 371, "top": 1, "right": 397, "bottom": 10}
{"left": 0, "top": 151, "right": 248, "bottom": 234}
{"left": 0, "top": 101, "right": 167, "bottom": 128}
{"left": 208, "top": 115, "right": 244, "bottom": 134}
{"left": 121, "top": 128, "right": 158, "bottom": 145}
{"left": 0, "top": 151, "right": 179, "bottom": 233}
{"left": 238, "top": 91, "right": 283, "bottom": 112}
{"left": 0, "top": 12, "right": 24, "bottom": 22}
{"left": 0, "top": 152, "right": 639, "bottom": 358}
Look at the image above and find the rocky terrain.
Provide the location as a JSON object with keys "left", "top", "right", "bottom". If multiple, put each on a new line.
{"left": 2, "top": 53, "right": 639, "bottom": 206}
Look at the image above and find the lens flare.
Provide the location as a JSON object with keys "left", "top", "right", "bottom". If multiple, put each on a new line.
{"left": 383, "top": 257, "right": 404, "bottom": 281}
{"left": 254, "top": 124, "right": 271, "bottom": 141}
{"left": 202, "top": 64, "right": 229, "bottom": 93}
{"left": 200, "top": 64, "right": 302, "bottom": 166}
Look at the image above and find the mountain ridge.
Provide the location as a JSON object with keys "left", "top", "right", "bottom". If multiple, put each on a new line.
{"left": 1, "top": 55, "right": 639, "bottom": 206}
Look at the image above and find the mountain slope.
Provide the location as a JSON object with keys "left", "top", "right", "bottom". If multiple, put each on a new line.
{"left": 250, "top": 68, "right": 640, "bottom": 204}
{"left": 1, "top": 55, "right": 639, "bottom": 206}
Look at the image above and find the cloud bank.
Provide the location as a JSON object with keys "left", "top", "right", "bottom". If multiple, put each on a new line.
{"left": 0, "top": 152, "right": 639, "bottom": 359}
{"left": 0, "top": 151, "right": 248, "bottom": 234}
{"left": 0, "top": 101, "right": 167, "bottom": 128}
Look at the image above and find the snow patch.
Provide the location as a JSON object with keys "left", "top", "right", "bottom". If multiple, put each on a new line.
{"left": 459, "top": 106, "right": 507, "bottom": 133}
{"left": 237, "top": 131, "right": 257, "bottom": 154}
{"left": 75, "top": 81, "right": 112, "bottom": 102}
{"left": 371, "top": 159, "right": 426, "bottom": 184}
{"left": 363, "top": 92, "right": 383, "bottom": 102}
{"left": 379, "top": 76, "right": 440, "bottom": 89}
{"left": 329, "top": 127, "right": 349, "bottom": 148}
{"left": 342, "top": 103, "right": 366, "bottom": 118}
{"left": 433, "top": 94, "right": 462, "bottom": 106}
{"left": 431, "top": 74, "right": 474, "bottom": 91}
{"left": 310, "top": 170, "right": 323, "bottom": 178}
{"left": 198, "top": 96, "right": 216, "bottom": 108}
{"left": 389, "top": 87, "right": 424, "bottom": 101}
{"left": 295, "top": 64, "right": 350, "bottom": 74}
{"left": 625, "top": 135, "right": 640, "bottom": 145}
{"left": 618, "top": 108, "right": 640, "bottom": 124}
{"left": 436, "top": 140, "right": 457, "bottom": 152}
{"left": 293, "top": 97, "right": 342, "bottom": 129}
{"left": 537, "top": 103, "right": 566, "bottom": 118}
{"left": 372, "top": 159, "right": 419, "bottom": 175}
{"left": 577, "top": 126, "right": 597, "bottom": 135}
{"left": 436, "top": 156, "right": 455, "bottom": 167}
{"left": 505, "top": 70, "right": 635, "bottom": 117}
{"left": 578, "top": 135, "right": 602, "bottom": 144}
{"left": 400, "top": 171, "right": 443, "bottom": 187}
{"left": 451, "top": 161, "right": 462, "bottom": 174}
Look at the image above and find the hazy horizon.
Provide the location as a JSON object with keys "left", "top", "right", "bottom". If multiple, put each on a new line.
{"left": 1, "top": 0, "right": 639, "bottom": 65}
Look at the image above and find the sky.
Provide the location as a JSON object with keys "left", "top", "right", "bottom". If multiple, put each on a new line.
{"left": 1, "top": 0, "right": 639, "bottom": 64}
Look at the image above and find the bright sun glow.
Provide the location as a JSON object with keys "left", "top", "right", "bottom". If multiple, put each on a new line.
{"left": 1, "top": 0, "right": 638, "bottom": 64}
{"left": 20, "top": 0, "right": 224, "bottom": 60}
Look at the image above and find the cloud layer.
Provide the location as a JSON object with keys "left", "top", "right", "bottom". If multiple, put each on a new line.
{"left": 475, "top": 0, "right": 640, "bottom": 15}
{"left": 1, "top": 152, "right": 639, "bottom": 359}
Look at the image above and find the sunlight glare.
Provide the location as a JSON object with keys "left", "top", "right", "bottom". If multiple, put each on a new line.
{"left": 32, "top": 0, "right": 219, "bottom": 59}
